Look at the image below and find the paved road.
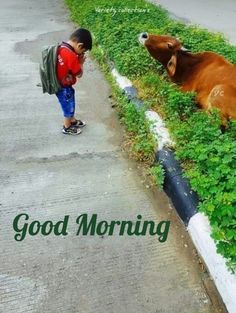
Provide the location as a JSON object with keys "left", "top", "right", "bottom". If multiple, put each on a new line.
{"left": 0, "top": 1, "right": 225, "bottom": 312}
{"left": 149, "top": 0, "right": 236, "bottom": 44}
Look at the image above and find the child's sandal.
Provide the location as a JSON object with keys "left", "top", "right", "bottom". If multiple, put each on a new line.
{"left": 71, "top": 119, "right": 86, "bottom": 128}
{"left": 62, "top": 125, "right": 82, "bottom": 135}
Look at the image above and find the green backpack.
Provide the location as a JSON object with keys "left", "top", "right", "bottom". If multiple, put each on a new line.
{"left": 39, "top": 44, "right": 61, "bottom": 95}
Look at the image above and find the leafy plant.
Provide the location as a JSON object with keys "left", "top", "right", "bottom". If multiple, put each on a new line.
{"left": 149, "top": 164, "right": 165, "bottom": 189}
{"left": 66, "top": 0, "right": 236, "bottom": 270}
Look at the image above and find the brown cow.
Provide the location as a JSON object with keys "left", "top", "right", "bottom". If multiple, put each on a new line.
{"left": 139, "top": 32, "right": 236, "bottom": 121}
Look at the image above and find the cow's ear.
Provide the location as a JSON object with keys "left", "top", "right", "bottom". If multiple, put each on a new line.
{"left": 167, "top": 54, "right": 177, "bottom": 77}
{"left": 167, "top": 42, "right": 174, "bottom": 50}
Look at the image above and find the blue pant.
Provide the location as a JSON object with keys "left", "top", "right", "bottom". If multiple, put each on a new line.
{"left": 56, "top": 86, "right": 75, "bottom": 118}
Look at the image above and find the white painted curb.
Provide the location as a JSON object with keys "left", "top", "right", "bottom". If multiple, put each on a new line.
{"left": 188, "top": 213, "right": 236, "bottom": 313}
{"left": 111, "top": 70, "right": 173, "bottom": 150}
{"left": 145, "top": 110, "right": 173, "bottom": 150}
{"left": 111, "top": 68, "right": 133, "bottom": 89}
{"left": 111, "top": 67, "right": 236, "bottom": 313}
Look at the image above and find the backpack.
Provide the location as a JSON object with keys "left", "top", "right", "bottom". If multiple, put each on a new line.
{"left": 39, "top": 44, "right": 61, "bottom": 95}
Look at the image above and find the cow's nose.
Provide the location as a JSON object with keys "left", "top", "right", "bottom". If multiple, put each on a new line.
{"left": 139, "top": 32, "right": 149, "bottom": 45}
{"left": 141, "top": 32, "right": 148, "bottom": 39}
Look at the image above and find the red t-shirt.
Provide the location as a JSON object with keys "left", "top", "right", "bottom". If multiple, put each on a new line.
{"left": 56, "top": 42, "right": 82, "bottom": 87}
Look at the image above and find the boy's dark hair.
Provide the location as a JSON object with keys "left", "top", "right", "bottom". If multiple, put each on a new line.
{"left": 70, "top": 28, "right": 92, "bottom": 50}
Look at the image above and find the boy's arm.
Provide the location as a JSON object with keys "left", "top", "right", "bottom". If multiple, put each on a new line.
{"left": 69, "top": 54, "right": 85, "bottom": 77}
{"left": 76, "top": 54, "right": 86, "bottom": 78}
{"left": 69, "top": 54, "right": 83, "bottom": 77}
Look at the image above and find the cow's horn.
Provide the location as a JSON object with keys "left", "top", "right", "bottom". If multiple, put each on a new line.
{"left": 181, "top": 46, "right": 190, "bottom": 52}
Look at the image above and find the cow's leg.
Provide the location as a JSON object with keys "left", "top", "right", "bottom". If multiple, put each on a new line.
{"left": 207, "top": 84, "right": 236, "bottom": 121}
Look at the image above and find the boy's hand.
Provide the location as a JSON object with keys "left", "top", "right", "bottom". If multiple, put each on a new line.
{"left": 78, "top": 53, "right": 86, "bottom": 65}
{"left": 76, "top": 70, "right": 83, "bottom": 78}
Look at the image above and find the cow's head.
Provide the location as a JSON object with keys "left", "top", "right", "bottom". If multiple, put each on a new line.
{"left": 139, "top": 33, "right": 189, "bottom": 76}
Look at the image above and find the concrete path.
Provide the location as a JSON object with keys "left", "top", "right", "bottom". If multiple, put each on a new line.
{"left": 0, "top": 1, "right": 225, "bottom": 312}
{"left": 149, "top": 0, "right": 236, "bottom": 44}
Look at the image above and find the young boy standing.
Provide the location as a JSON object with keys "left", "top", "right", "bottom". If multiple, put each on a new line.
{"left": 56, "top": 28, "right": 92, "bottom": 135}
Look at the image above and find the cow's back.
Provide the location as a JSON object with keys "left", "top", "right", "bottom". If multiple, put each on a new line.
{"left": 180, "top": 52, "right": 236, "bottom": 115}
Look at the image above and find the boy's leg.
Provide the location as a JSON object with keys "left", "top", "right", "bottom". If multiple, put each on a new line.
{"left": 71, "top": 119, "right": 86, "bottom": 128}
{"left": 70, "top": 116, "right": 77, "bottom": 123}
{"left": 64, "top": 117, "right": 72, "bottom": 128}
{"left": 68, "top": 91, "right": 86, "bottom": 128}
{"left": 56, "top": 86, "right": 75, "bottom": 126}
{"left": 56, "top": 87, "right": 82, "bottom": 135}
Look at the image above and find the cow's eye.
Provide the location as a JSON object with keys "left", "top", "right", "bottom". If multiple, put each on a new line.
{"left": 167, "top": 43, "right": 174, "bottom": 49}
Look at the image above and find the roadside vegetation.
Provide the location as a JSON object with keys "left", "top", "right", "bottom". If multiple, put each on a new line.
{"left": 66, "top": 0, "right": 236, "bottom": 270}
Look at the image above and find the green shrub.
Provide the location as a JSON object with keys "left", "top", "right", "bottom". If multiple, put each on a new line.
{"left": 149, "top": 164, "right": 165, "bottom": 189}
{"left": 66, "top": 0, "right": 236, "bottom": 270}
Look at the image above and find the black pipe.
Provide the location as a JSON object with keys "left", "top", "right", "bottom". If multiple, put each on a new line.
{"left": 156, "top": 148, "right": 198, "bottom": 225}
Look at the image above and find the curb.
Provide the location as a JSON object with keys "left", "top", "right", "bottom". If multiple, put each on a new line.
{"left": 111, "top": 68, "right": 236, "bottom": 313}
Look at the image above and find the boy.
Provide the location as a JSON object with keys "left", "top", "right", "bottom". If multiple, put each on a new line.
{"left": 56, "top": 28, "right": 92, "bottom": 135}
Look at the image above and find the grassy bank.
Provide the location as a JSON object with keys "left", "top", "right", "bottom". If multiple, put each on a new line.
{"left": 66, "top": 0, "right": 236, "bottom": 270}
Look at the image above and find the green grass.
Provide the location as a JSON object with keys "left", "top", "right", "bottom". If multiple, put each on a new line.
{"left": 66, "top": 0, "right": 236, "bottom": 271}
